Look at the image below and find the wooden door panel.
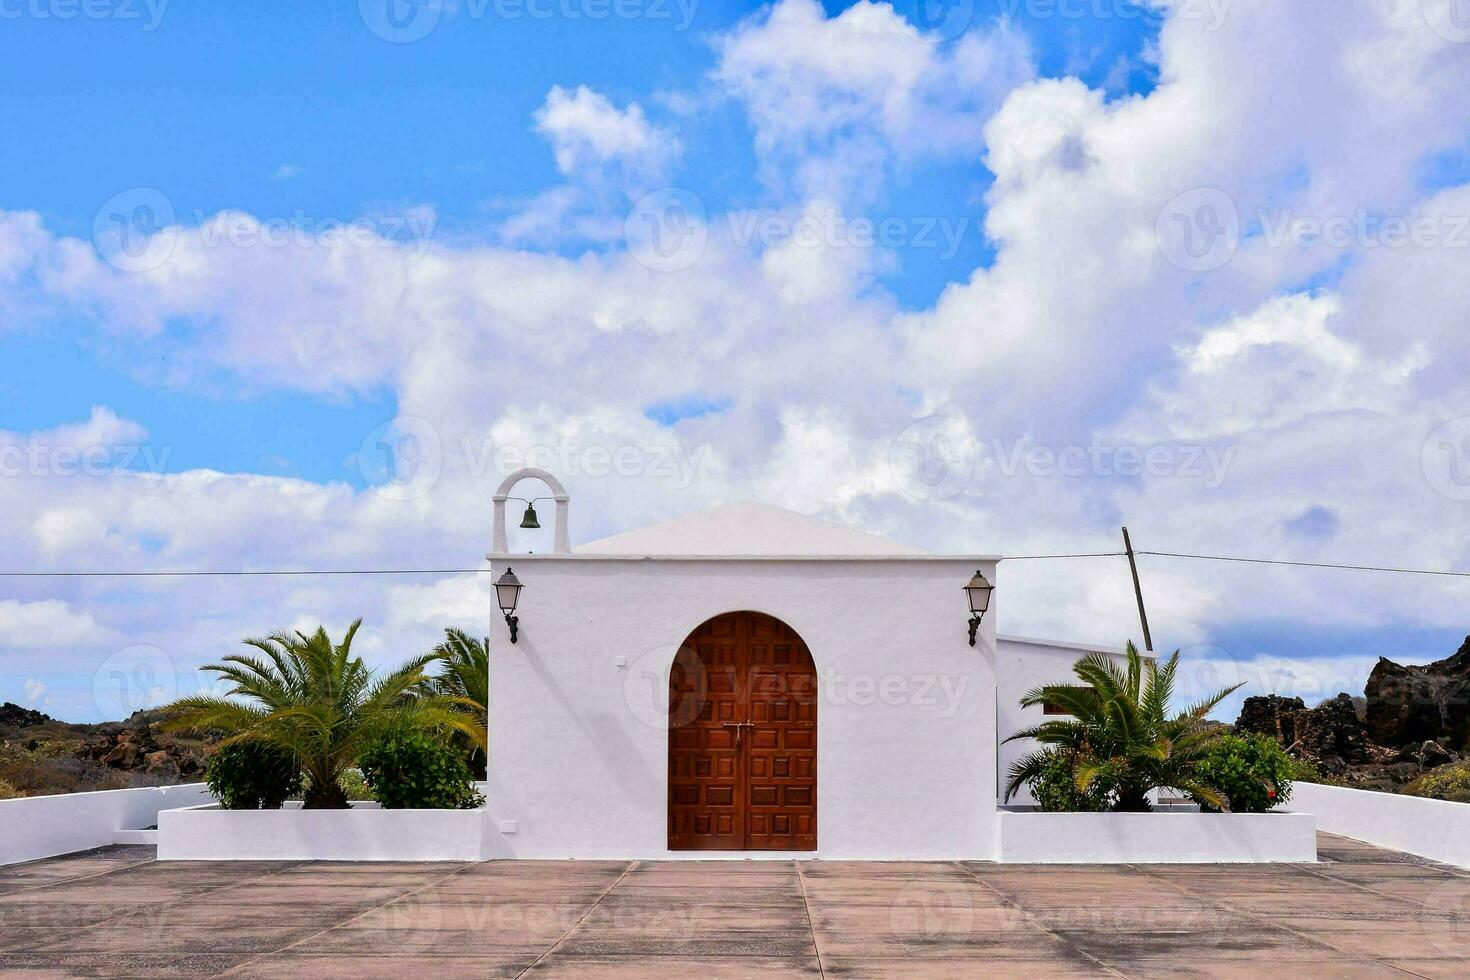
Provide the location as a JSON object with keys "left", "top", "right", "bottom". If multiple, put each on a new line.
{"left": 669, "top": 611, "right": 817, "bottom": 852}
{"left": 745, "top": 614, "right": 817, "bottom": 850}
{"left": 668, "top": 615, "right": 745, "bottom": 850}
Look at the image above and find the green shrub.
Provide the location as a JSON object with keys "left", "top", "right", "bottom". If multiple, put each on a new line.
{"left": 295, "top": 768, "right": 377, "bottom": 804}
{"left": 205, "top": 741, "right": 303, "bottom": 810}
{"left": 1191, "top": 734, "right": 1293, "bottom": 813}
{"left": 1406, "top": 763, "right": 1470, "bottom": 803}
{"left": 1286, "top": 756, "right": 1341, "bottom": 787}
{"left": 163, "top": 620, "right": 479, "bottom": 809}
{"left": 359, "top": 730, "right": 484, "bottom": 810}
{"left": 338, "top": 768, "right": 375, "bottom": 802}
{"left": 1029, "top": 751, "right": 1109, "bottom": 812}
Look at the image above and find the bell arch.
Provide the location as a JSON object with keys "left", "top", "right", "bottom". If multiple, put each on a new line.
{"left": 492, "top": 467, "right": 570, "bottom": 553}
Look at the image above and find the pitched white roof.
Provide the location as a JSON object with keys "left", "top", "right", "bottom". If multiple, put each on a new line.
{"left": 576, "top": 502, "right": 929, "bottom": 558}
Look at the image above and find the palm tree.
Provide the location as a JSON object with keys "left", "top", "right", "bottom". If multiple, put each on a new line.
{"left": 1003, "top": 642, "right": 1240, "bottom": 812}
{"left": 161, "top": 620, "right": 480, "bottom": 808}
{"left": 424, "top": 628, "right": 489, "bottom": 778}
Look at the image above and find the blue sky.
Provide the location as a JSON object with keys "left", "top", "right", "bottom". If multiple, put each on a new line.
{"left": 3, "top": 0, "right": 1469, "bottom": 720}
{"left": 1, "top": 0, "right": 1162, "bottom": 489}
{"left": 4, "top": 0, "right": 1151, "bottom": 486}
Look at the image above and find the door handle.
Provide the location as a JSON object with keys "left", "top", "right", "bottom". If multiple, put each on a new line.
{"left": 722, "top": 721, "right": 756, "bottom": 746}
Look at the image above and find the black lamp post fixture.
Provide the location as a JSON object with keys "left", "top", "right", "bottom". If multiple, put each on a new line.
{"left": 495, "top": 566, "right": 524, "bottom": 643}
{"left": 964, "top": 569, "right": 993, "bottom": 647}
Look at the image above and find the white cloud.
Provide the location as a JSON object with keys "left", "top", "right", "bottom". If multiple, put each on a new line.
{"left": 713, "top": 0, "right": 1033, "bottom": 203}
{"left": 1136, "top": 293, "right": 1428, "bottom": 441}
{"left": 1, "top": 405, "right": 148, "bottom": 453}
{"left": 23, "top": 678, "right": 45, "bottom": 704}
{"left": 534, "top": 85, "right": 679, "bottom": 184}
{"left": 0, "top": 600, "right": 114, "bottom": 648}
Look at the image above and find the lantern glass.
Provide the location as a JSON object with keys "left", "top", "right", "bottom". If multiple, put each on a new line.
{"left": 964, "top": 570, "right": 993, "bottom": 615}
{"left": 495, "top": 567, "right": 523, "bottom": 615}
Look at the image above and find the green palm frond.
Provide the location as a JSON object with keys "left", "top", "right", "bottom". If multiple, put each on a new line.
{"left": 1004, "top": 750, "right": 1058, "bottom": 803}
{"left": 1005, "top": 640, "right": 1237, "bottom": 812}
{"left": 160, "top": 618, "right": 486, "bottom": 808}
{"left": 423, "top": 629, "right": 489, "bottom": 759}
{"left": 1003, "top": 719, "right": 1091, "bottom": 746}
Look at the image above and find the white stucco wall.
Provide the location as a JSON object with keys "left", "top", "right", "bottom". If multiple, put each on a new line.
{"left": 997, "top": 810, "right": 1317, "bottom": 863}
{"left": 1292, "top": 782, "right": 1470, "bottom": 869}
{"left": 995, "top": 636, "right": 1140, "bottom": 806}
{"left": 484, "top": 556, "right": 999, "bottom": 860}
{"left": 0, "top": 783, "right": 212, "bottom": 866}
{"left": 158, "top": 803, "right": 488, "bottom": 861}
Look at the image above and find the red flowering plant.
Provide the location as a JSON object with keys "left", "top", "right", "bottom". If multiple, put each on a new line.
{"left": 1192, "top": 733, "right": 1295, "bottom": 813}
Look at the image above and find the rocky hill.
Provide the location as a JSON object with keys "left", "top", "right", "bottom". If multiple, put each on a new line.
{"left": 1236, "top": 635, "right": 1470, "bottom": 794}
{"left": 0, "top": 703, "right": 210, "bottom": 799}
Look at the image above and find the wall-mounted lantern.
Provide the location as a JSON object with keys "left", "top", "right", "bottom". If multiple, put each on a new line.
{"left": 964, "top": 569, "right": 993, "bottom": 647}
{"left": 495, "top": 567, "right": 524, "bottom": 643}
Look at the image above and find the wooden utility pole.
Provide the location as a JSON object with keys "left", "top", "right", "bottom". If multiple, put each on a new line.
{"left": 1121, "top": 526, "right": 1154, "bottom": 652}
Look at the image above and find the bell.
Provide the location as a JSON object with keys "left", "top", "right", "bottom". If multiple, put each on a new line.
{"left": 519, "top": 503, "right": 541, "bottom": 529}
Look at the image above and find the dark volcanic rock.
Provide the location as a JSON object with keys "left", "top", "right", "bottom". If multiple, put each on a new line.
{"left": 0, "top": 702, "right": 50, "bottom": 728}
{"left": 78, "top": 720, "right": 207, "bottom": 778}
{"left": 1235, "top": 695, "right": 1306, "bottom": 744}
{"left": 1365, "top": 636, "right": 1470, "bottom": 751}
{"left": 1420, "top": 739, "right": 1458, "bottom": 768}
{"left": 1292, "top": 693, "right": 1371, "bottom": 766}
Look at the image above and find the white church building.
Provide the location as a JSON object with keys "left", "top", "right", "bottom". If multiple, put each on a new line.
{"left": 482, "top": 468, "right": 1128, "bottom": 861}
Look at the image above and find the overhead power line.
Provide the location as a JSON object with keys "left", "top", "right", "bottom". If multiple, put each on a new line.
{"left": 1000, "top": 552, "right": 1126, "bottom": 560}
{"left": 1, "top": 550, "right": 1468, "bottom": 578}
{"left": 0, "top": 568, "right": 494, "bottom": 578}
{"left": 1135, "top": 550, "right": 1470, "bottom": 579}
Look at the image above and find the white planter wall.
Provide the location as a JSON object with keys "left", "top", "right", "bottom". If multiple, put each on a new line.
{"left": 158, "top": 803, "right": 489, "bottom": 861}
{"left": 996, "top": 810, "right": 1317, "bottom": 863}
{"left": 1293, "top": 781, "right": 1470, "bottom": 869}
{"left": 0, "top": 783, "right": 212, "bottom": 866}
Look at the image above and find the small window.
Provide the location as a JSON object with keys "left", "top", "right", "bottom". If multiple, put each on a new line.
{"left": 1042, "top": 687, "right": 1090, "bottom": 716}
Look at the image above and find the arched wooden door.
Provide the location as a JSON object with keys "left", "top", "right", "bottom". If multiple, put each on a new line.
{"left": 668, "top": 611, "right": 817, "bottom": 850}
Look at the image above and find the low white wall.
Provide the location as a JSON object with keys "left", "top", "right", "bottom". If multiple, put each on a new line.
{"left": 1293, "top": 781, "right": 1470, "bottom": 868}
{"left": 158, "top": 803, "right": 488, "bottom": 861}
{"left": 0, "top": 783, "right": 212, "bottom": 866}
{"left": 997, "top": 810, "right": 1317, "bottom": 863}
